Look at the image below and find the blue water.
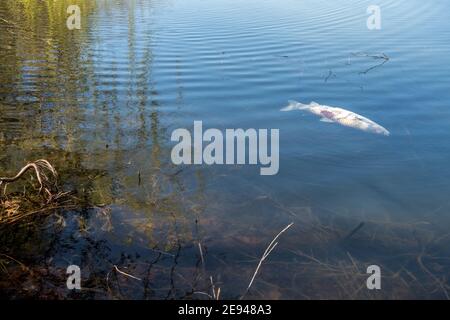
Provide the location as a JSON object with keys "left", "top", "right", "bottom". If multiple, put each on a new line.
{"left": 143, "top": 0, "right": 450, "bottom": 223}
{"left": 1, "top": 0, "right": 450, "bottom": 299}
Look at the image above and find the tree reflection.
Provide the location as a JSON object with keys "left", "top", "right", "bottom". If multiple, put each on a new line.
{"left": 0, "top": 0, "right": 209, "bottom": 299}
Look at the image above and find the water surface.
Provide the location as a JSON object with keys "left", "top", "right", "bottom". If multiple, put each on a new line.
{"left": 1, "top": 0, "right": 450, "bottom": 299}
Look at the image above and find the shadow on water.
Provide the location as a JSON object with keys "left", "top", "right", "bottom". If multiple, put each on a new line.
{"left": 1, "top": 0, "right": 450, "bottom": 299}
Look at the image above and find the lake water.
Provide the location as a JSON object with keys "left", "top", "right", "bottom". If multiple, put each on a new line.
{"left": 1, "top": 0, "right": 450, "bottom": 299}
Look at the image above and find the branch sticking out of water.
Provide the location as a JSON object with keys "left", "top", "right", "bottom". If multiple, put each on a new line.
{"left": 241, "top": 222, "right": 294, "bottom": 299}
{"left": 113, "top": 265, "right": 142, "bottom": 281}
{"left": 0, "top": 159, "right": 58, "bottom": 199}
{"left": 351, "top": 52, "right": 390, "bottom": 75}
{"left": 0, "top": 159, "right": 92, "bottom": 226}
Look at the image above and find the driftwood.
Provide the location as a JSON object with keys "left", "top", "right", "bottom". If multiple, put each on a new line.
{"left": 0, "top": 160, "right": 68, "bottom": 226}
{"left": 0, "top": 159, "right": 102, "bottom": 226}
{"left": 0, "top": 159, "right": 58, "bottom": 199}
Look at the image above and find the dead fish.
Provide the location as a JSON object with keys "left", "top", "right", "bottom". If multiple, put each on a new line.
{"left": 281, "top": 100, "right": 390, "bottom": 136}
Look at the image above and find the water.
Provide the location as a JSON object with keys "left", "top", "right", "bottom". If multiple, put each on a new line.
{"left": 1, "top": 0, "right": 450, "bottom": 299}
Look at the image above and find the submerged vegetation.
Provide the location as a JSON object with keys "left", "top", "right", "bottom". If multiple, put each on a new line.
{"left": 1, "top": 161, "right": 449, "bottom": 300}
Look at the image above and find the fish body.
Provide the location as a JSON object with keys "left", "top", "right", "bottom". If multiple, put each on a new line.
{"left": 281, "top": 100, "right": 390, "bottom": 136}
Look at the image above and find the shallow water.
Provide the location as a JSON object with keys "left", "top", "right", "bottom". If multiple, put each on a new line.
{"left": 1, "top": 0, "right": 450, "bottom": 299}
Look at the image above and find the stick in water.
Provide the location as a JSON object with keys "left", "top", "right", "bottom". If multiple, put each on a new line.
{"left": 113, "top": 265, "right": 142, "bottom": 281}
{"left": 241, "top": 222, "right": 294, "bottom": 299}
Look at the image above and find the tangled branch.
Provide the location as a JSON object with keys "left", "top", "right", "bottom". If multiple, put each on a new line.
{"left": 0, "top": 159, "right": 58, "bottom": 199}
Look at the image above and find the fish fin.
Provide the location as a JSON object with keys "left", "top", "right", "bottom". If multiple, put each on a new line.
{"left": 320, "top": 118, "right": 334, "bottom": 123}
{"left": 281, "top": 100, "right": 308, "bottom": 111}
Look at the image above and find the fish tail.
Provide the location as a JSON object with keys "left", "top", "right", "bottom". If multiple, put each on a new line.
{"left": 280, "top": 100, "right": 309, "bottom": 112}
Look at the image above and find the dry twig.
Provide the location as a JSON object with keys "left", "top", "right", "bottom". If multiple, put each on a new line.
{"left": 241, "top": 222, "right": 294, "bottom": 299}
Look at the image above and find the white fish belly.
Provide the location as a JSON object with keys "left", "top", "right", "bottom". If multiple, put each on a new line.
{"left": 322, "top": 107, "right": 388, "bottom": 135}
